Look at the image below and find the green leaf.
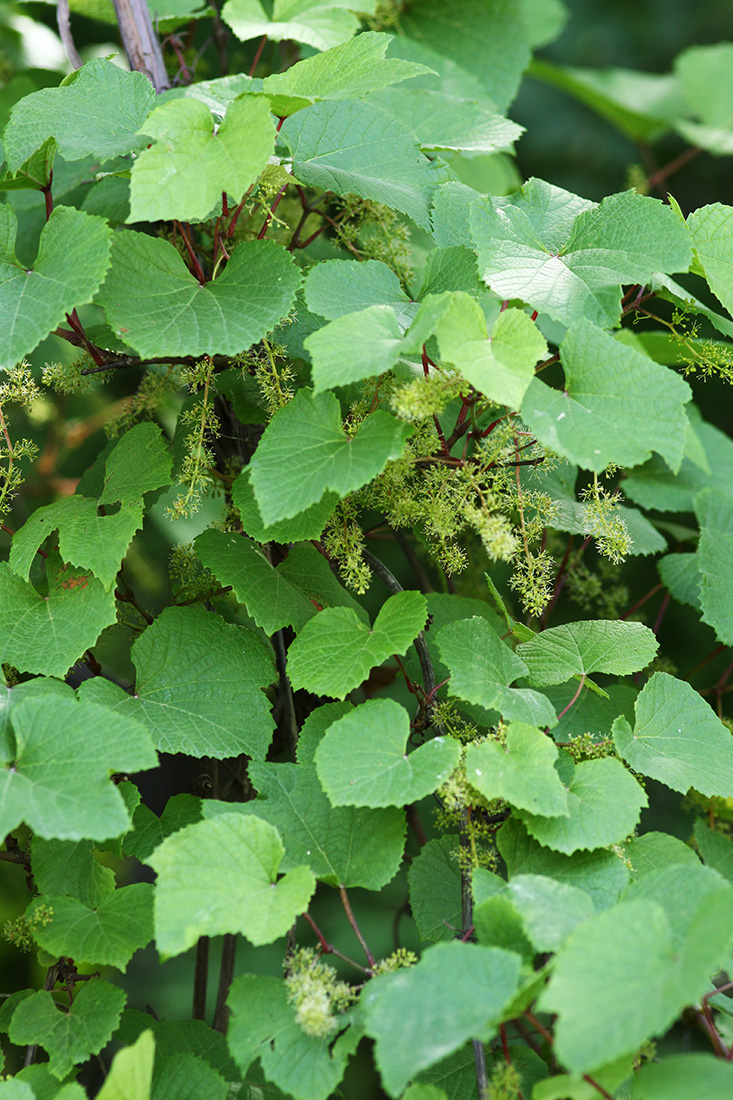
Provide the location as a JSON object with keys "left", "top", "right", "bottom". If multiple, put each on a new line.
{"left": 250, "top": 389, "right": 412, "bottom": 525}
{"left": 280, "top": 99, "right": 442, "bottom": 230}
{"left": 261, "top": 32, "right": 432, "bottom": 115}
{"left": 471, "top": 181, "right": 692, "bottom": 327}
{"left": 222, "top": 0, "right": 373, "bottom": 52}
{"left": 522, "top": 321, "right": 691, "bottom": 473}
{"left": 368, "top": 88, "right": 524, "bottom": 155}
{"left": 277, "top": 542, "right": 368, "bottom": 624}
{"left": 407, "top": 835, "right": 462, "bottom": 943}
{"left": 29, "top": 883, "right": 154, "bottom": 970}
{"left": 296, "top": 701, "right": 353, "bottom": 764}
{"left": 658, "top": 553, "right": 700, "bottom": 609}
{"left": 306, "top": 304, "right": 405, "bottom": 392}
{"left": 123, "top": 793, "right": 203, "bottom": 862}
{"left": 695, "top": 488, "right": 733, "bottom": 644}
{"left": 10, "top": 424, "right": 171, "bottom": 590}
{"left": 364, "top": 941, "right": 522, "bottom": 1096}
{"left": 304, "top": 257, "right": 414, "bottom": 326}
{"left": 233, "top": 465, "right": 337, "bottom": 544}
{"left": 79, "top": 606, "right": 275, "bottom": 760}
{"left": 95, "top": 233, "right": 301, "bottom": 359}
{"left": 694, "top": 820, "right": 733, "bottom": 884}
{"left": 116, "top": 1010, "right": 236, "bottom": 1080}
{"left": 287, "top": 590, "right": 427, "bottom": 700}
{"left": 634, "top": 1054, "right": 733, "bottom": 1099}
{"left": 674, "top": 44, "right": 733, "bottom": 154}
{"left": 465, "top": 723, "right": 569, "bottom": 816}
{"left": 31, "top": 837, "right": 116, "bottom": 907}
{"left": 0, "top": 693, "right": 156, "bottom": 841}
{"left": 148, "top": 815, "right": 316, "bottom": 957}
{"left": 542, "top": 683, "right": 637, "bottom": 742}
{"left": 622, "top": 863, "right": 733, "bottom": 948}
{"left": 516, "top": 620, "right": 658, "bottom": 686}
{"left": 688, "top": 203, "right": 733, "bottom": 315}
{"left": 431, "top": 180, "right": 482, "bottom": 248}
{"left": 519, "top": 757, "right": 647, "bottom": 855}
{"left": 622, "top": 832, "right": 699, "bottom": 879}
{"left": 96, "top": 1030, "right": 155, "bottom": 1100}
{"left": 8, "top": 980, "right": 126, "bottom": 1079}
{"left": 315, "top": 698, "right": 461, "bottom": 807}
{"left": 2, "top": 60, "right": 155, "bottom": 170}
{"left": 624, "top": 417, "right": 733, "bottom": 513}
{"left": 504, "top": 874, "right": 595, "bottom": 953}
{"left": 129, "top": 95, "right": 274, "bottom": 223}
{"left": 151, "top": 1054, "right": 228, "bottom": 1100}
{"left": 436, "top": 617, "right": 558, "bottom": 728}
{"left": 208, "top": 761, "right": 406, "bottom": 889}
{"left": 0, "top": 136, "right": 56, "bottom": 192}
{"left": 612, "top": 672, "right": 733, "bottom": 797}
{"left": 0, "top": 204, "right": 112, "bottom": 369}
{"left": 418, "top": 246, "right": 483, "bottom": 299}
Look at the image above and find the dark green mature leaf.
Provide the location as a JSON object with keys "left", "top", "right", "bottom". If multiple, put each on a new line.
{"left": 280, "top": 99, "right": 442, "bottom": 230}
{"left": 516, "top": 620, "right": 658, "bottom": 686}
{"left": 364, "top": 942, "right": 522, "bottom": 1096}
{"left": 2, "top": 59, "right": 155, "bottom": 170}
{"left": 10, "top": 424, "right": 171, "bottom": 589}
{"left": 250, "top": 389, "right": 412, "bottom": 524}
{"left": 117, "top": 1010, "right": 236, "bottom": 1081}
{"left": 466, "top": 723, "right": 568, "bottom": 816}
{"left": 9, "top": 980, "right": 126, "bottom": 1079}
{"left": 519, "top": 757, "right": 647, "bottom": 855}
{"left": 436, "top": 617, "right": 557, "bottom": 728}
{"left": 233, "top": 466, "right": 337, "bottom": 543}
{"left": 208, "top": 762, "right": 406, "bottom": 889}
{"left": 612, "top": 672, "right": 733, "bottom": 796}
{"left": 471, "top": 180, "right": 691, "bottom": 327}
{"left": 287, "top": 590, "right": 427, "bottom": 700}
{"left": 123, "top": 793, "right": 203, "bottom": 862}
{"left": 635, "top": 1055, "right": 733, "bottom": 1100}
{"left": 148, "top": 815, "right": 316, "bottom": 957}
{"left": 522, "top": 322, "right": 692, "bottom": 473}
{"left": 222, "top": 0, "right": 373, "bottom": 52}
{"left": 658, "top": 553, "right": 700, "bottom": 610}
{"left": 0, "top": 137, "right": 56, "bottom": 192}
{"left": 0, "top": 693, "right": 156, "bottom": 841}
{"left": 624, "top": 417, "right": 733, "bottom": 512}
{"left": 408, "top": 835, "right": 462, "bottom": 943}
{"left": 129, "top": 95, "right": 274, "bottom": 223}
{"left": 695, "top": 488, "right": 733, "bottom": 644}
{"left": 95, "top": 234, "right": 301, "bottom": 359}
{"left": 31, "top": 837, "right": 116, "bottom": 908}
{"left": 694, "top": 820, "right": 733, "bottom": 884}
{"left": 79, "top": 606, "right": 275, "bottom": 759}
{"left": 622, "top": 832, "right": 699, "bottom": 879}
{"left": 0, "top": 204, "right": 111, "bottom": 369}
{"left": 315, "top": 698, "right": 461, "bottom": 806}
{"left": 29, "top": 884, "right": 154, "bottom": 970}
{"left": 152, "top": 1054, "right": 228, "bottom": 1100}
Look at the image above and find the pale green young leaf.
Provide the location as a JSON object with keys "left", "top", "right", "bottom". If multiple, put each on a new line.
{"left": 304, "top": 258, "right": 414, "bottom": 326}
{"left": 287, "top": 590, "right": 427, "bottom": 700}
{"left": 471, "top": 181, "right": 691, "bottom": 327}
{"left": 29, "top": 883, "right": 154, "bottom": 970}
{"left": 516, "top": 620, "right": 658, "bottom": 686}
{"left": 466, "top": 724, "right": 569, "bottom": 816}
{"left": 674, "top": 44, "right": 733, "bottom": 153}
{"left": 521, "top": 321, "right": 692, "bottom": 473}
{"left": 233, "top": 466, "right": 337, "bottom": 543}
{"left": 8, "top": 980, "right": 126, "bottom": 1079}
{"left": 622, "top": 832, "right": 699, "bottom": 879}
{"left": 315, "top": 698, "right": 461, "bottom": 807}
{"left": 115, "top": 1011, "right": 235, "bottom": 1079}
{"left": 612, "top": 671, "right": 733, "bottom": 796}
{"left": 249, "top": 390, "right": 412, "bottom": 525}
{"left": 96, "top": 1030, "right": 155, "bottom": 1100}
{"left": 222, "top": 0, "right": 374, "bottom": 52}
{"left": 95, "top": 234, "right": 301, "bottom": 359}
{"left": 148, "top": 815, "right": 315, "bottom": 957}
{"left": 688, "top": 203, "right": 733, "bottom": 315}
{"left": 0, "top": 204, "right": 111, "bottom": 369}
{"left": 367, "top": 88, "right": 524, "bottom": 154}
{"left": 634, "top": 1054, "right": 733, "bottom": 1100}
{"left": 296, "top": 701, "right": 354, "bottom": 764}
{"left": 418, "top": 246, "right": 483, "bottom": 299}
{"left": 208, "top": 762, "right": 406, "bottom": 889}
{"left": 695, "top": 488, "right": 733, "bottom": 644}
{"left": 436, "top": 617, "right": 558, "bottom": 728}
{"left": 129, "top": 95, "right": 274, "bottom": 223}
{"left": 123, "top": 793, "right": 203, "bottom": 862}
{"left": 0, "top": 693, "right": 156, "bottom": 841}
{"left": 31, "top": 838, "right": 116, "bottom": 907}
{"left": 2, "top": 60, "right": 155, "bottom": 170}
{"left": 364, "top": 941, "right": 522, "bottom": 1096}
{"left": 280, "top": 99, "right": 442, "bottom": 230}
{"left": 408, "top": 835, "right": 462, "bottom": 943}
{"left": 79, "top": 606, "right": 275, "bottom": 760}
{"left": 622, "top": 863, "right": 733, "bottom": 948}
{"left": 505, "top": 874, "right": 595, "bottom": 953}
{"left": 306, "top": 304, "right": 404, "bottom": 392}
{"left": 261, "top": 32, "right": 433, "bottom": 115}
{"left": 519, "top": 757, "right": 647, "bottom": 855}
{"left": 194, "top": 528, "right": 316, "bottom": 634}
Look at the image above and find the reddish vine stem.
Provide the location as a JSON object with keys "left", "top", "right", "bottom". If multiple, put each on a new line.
{"left": 174, "top": 221, "right": 206, "bottom": 284}
{"left": 249, "top": 33, "right": 267, "bottom": 75}
{"left": 523, "top": 1013, "right": 613, "bottom": 1100}
{"left": 257, "top": 182, "right": 289, "bottom": 240}
{"left": 422, "top": 346, "right": 451, "bottom": 456}
{"left": 300, "top": 912, "right": 371, "bottom": 974}
{"left": 42, "top": 179, "right": 53, "bottom": 221}
{"left": 645, "top": 144, "right": 702, "bottom": 191}
{"left": 339, "top": 885, "right": 375, "bottom": 968}
{"left": 686, "top": 642, "right": 726, "bottom": 681}
{"left": 652, "top": 591, "right": 671, "bottom": 635}
{"left": 620, "top": 582, "right": 663, "bottom": 621}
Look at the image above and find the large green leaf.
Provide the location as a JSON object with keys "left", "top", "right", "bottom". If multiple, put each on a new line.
{"left": 233, "top": 465, "right": 337, "bottom": 543}
{"left": 315, "top": 698, "right": 461, "bottom": 807}
{"left": 304, "top": 257, "right": 414, "bottom": 326}
{"left": 79, "top": 606, "right": 275, "bottom": 759}
{"left": 151, "top": 1054, "right": 228, "bottom": 1100}
{"left": 503, "top": 874, "right": 595, "bottom": 953}
{"left": 436, "top": 617, "right": 557, "bottom": 728}
{"left": 0, "top": 693, "right": 156, "bottom": 841}
{"left": 518, "top": 757, "right": 647, "bottom": 855}
{"left": 10, "top": 424, "right": 171, "bottom": 590}
{"left": 148, "top": 815, "right": 316, "bottom": 957}
{"left": 688, "top": 203, "right": 733, "bottom": 315}
{"left": 8, "top": 980, "right": 126, "bottom": 1079}
{"left": 674, "top": 44, "right": 733, "bottom": 154}
{"left": 521, "top": 322, "right": 692, "bottom": 472}
{"left": 280, "top": 98, "right": 442, "bottom": 230}
{"left": 364, "top": 941, "right": 522, "bottom": 1096}
{"left": 465, "top": 724, "right": 569, "bottom": 816}
{"left": 250, "top": 389, "right": 412, "bottom": 525}
{"left": 129, "top": 95, "right": 274, "bottom": 223}
{"left": 287, "top": 590, "right": 427, "bottom": 700}
{"left": 2, "top": 59, "right": 155, "bottom": 170}
{"left": 367, "top": 87, "right": 523, "bottom": 155}
{"left": 123, "top": 793, "right": 203, "bottom": 862}
{"left": 612, "top": 672, "right": 733, "bottom": 796}
{"left": 516, "top": 620, "right": 658, "bottom": 687}
{"left": 28, "top": 884, "right": 154, "bottom": 970}
{"left": 0, "top": 204, "right": 111, "bottom": 369}
{"left": 96, "top": 1030, "right": 155, "bottom": 1100}
{"left": 222, "top": 0, "right": 374, "bottom": 52}
{"left": 95, "top": 233, "right": 301, "bottom": 359}
{"left": 470, "top": 180, "right": 692, "bottom": 327}
{"left": 305, "top": 304, "right": 404, "bottom": 392}
{"left": 634, "top": 1054, "right": 733, "bottom": 1099}
{"left": 207, "top": 762, "right": 406, "bottom": 890}
{"left": 31, "top": 837, "right": 116, "bottom": 908}
{"left": 407, "top": 835, "right": 462, "bottom": 943}
{"left": 695, "top": 488, "right": 733, "bottom": 644}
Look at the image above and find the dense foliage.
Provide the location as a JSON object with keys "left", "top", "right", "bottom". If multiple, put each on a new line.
{"left": 2, "top": 1, "right": 733, "bottom": 1097}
